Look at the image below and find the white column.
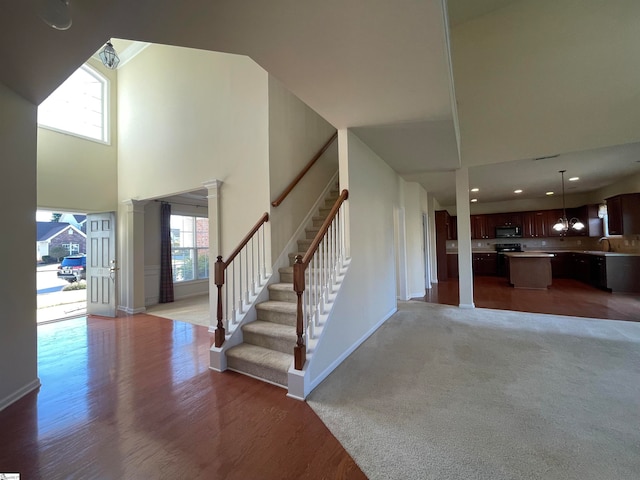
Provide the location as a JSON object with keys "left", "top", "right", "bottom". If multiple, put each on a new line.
{"left": 120, "top": 199, "right": 148, "bottom": 314}
{"left": 455, "top": 168, "right": 475, "bottom": 308}
{"left": 204, "top": 179, "right": 223, "bottom": 332}
{"left": 337, "top": 128, "right": 350, "bottom": 259}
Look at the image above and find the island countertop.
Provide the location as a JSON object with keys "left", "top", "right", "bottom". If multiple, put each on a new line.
{"left": 503, "top": 252, "right": 554, "bottom": 258}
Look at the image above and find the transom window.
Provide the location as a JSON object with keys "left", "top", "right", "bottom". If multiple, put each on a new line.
{"left": 170, "top": 215, "right": 209, "bottom": 283}
{"left": 38, "top": 64, "right": 109, "bottom": 143}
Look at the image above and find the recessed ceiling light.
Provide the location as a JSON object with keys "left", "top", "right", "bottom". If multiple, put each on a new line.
{"left": 470, "top": 198, "right": 478, "bottom": 203}
{"left": 546, "top": 191, "right": 554, "bottom": 196}
{"left": 514, "top": 189, "right": 523, "bottom": 194}
{"left": 568, "top": 177, "right": 579, "bottom": 181}
{"left": 470, "top": 188, "right": 479, "bottom": 192}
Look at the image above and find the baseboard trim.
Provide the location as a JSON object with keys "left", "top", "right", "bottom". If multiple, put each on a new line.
{"left": 307, "top": 306, "right": 397, "bottom": 396}
{"left": 0, "top": 378, "right": 41, "bottom": 412}
{"left": 117, "top": 306, "right": 147, "bottom": 314}
{"left": 459, "top": 303, "right": 475, "bottom": 309}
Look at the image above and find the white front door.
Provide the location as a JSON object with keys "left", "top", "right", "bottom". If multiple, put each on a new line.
{"left": 86, "top": 212, "right": 117, "bottom": 317}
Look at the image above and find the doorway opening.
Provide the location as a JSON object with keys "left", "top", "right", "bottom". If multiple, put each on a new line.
{"left": 36, "top": 209, "right": 88, "bottom": 323}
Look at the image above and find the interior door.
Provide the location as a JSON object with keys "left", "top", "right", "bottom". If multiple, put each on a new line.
{"left": 86, "top": 212, "right": 117, "bottom": 317}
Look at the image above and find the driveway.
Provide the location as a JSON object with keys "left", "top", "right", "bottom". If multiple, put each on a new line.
{"left": 37, "top": 263, "right": 86, "bottom": 323}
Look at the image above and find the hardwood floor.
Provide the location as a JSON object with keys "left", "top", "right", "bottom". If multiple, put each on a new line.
{"left": 416, "top": 276, "right": 640, "bottom": 322}
{"left": 0, "top": 314, "right": 365, "bottom": 480}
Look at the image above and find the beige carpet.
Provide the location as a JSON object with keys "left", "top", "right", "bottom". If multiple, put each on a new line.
{"left": 308, "top": 301, "right": 640, "bottom": 480}
{"left": 145, "top": 295, "right": 210, "bottom": 327}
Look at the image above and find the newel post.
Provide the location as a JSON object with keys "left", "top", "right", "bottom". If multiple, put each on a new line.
{"left": 293, "top": 255, "right": 306, "bottom": 369}
{"left": 214, "top": 256, "right": 226, "bottom": 347}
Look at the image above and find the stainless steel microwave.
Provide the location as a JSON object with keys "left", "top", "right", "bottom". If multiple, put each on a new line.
{"left": 495, "top": 225, "right": 522, "bottom": 238}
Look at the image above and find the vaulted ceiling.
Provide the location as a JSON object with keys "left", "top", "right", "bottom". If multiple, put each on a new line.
{"left": 2, "top": 0, "right": 639, "bottom": 208}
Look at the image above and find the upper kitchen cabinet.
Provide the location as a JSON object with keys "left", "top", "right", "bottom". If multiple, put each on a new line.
{"left": 606, "top": 193, "right": 640, "bottom": 235}
{"left": 471, "top": 215, "right": 491, "bottom": 239}
{"left": 522, "top": 211, "right": 548, "bottom": 238}
{"left": 566, "top": 204, "right": 603, "bottom": 237}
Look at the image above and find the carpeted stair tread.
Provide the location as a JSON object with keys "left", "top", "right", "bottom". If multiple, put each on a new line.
{"left": 256, "top": 300, "right": 297, "bottom": 325}
{"left": 241, "top": 320, "right": 295, "bottom": 354}
{"left": 256, "top": 300, "right": 297, "bottom": 313}
{"left": 268, "top": 283, "right": 297, "bottom": 302}
{"left": 226, "top": 344, "right": 291, "bottom": 387}
{"left": 242, "top": 320, "right": 296, "bottom": 340}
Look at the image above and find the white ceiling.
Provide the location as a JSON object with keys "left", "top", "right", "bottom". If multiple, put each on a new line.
{"left": 2, "top": 0, "right": 639, "bottom": 209}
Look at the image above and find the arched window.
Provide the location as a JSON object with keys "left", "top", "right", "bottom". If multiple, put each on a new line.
{"left": 38, "top": 64, "right": 109, "bottom": 143}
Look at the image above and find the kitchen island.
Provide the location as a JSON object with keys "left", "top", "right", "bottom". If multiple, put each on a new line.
{"left": 504, "top": 252, "right": 554, "bottom": 289}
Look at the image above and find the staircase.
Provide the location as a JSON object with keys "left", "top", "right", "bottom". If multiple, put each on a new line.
{"left": 225, "top": 184, "right": 340, "bottom": 387}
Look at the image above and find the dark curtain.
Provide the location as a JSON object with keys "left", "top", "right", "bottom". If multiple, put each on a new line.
{"left": 159, "top": 202, "right": 174, "bottom": 303}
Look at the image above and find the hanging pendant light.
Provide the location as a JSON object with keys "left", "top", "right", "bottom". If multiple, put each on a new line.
{"left": 38, "top": 0, "right": 72, "bottom": 30}
{"left": 552, "top": 170, "right": 585, "bottom": 233}
{"left": 99, "top": 42, "right": 120, "bottom": 69}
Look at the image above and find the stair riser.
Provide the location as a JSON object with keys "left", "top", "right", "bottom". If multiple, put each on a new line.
{"left": 280, "top": 271, "right": 294, "bottom": 283}
{"left": 256, "top": 307, "right": 297, "bottom": 326}
{"left": 243, "top": 330, "right": 296, "bottom": 354}
{"left": 306, "top": 228, "right": 320, "bottom": 239}
{"left": 268, "top": 288, "right": 297, "bottom": 303}
{"left": 297, "top": 239, "right": 312, "bottom": 251}
{"left": 313, "top": 217, "right": 325, "bottom": 227}
{"left": 227, "top": 357, "right": 287, "bottom": 387}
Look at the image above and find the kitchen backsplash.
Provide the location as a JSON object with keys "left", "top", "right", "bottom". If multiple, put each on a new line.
{"left": 446, "top": 234, "right": 640, "bottom": 253}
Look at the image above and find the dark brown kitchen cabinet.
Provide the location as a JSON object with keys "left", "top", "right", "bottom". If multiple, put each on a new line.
{"left": 572, "top": 253, "right": 591, "bottom": 283}
{"left": 606, "top": 193, "right": 640, "bottom": 235}
{"left": 546, "top": 209, "right": 565, "bottom": 237}
{"left": 435, "top": 210, "right": 450, "bottom": 281}
{"left": 522, "top": 211, "right": 548, "bottom": 238}
{"left": 472, "top": 253, "right": 497, "bottom": 276}
{"left": 471, "top": 215, "right": 491, "bottom": 239}
{"left": 492, "top": 212, "right": 522, "bottom": 227}
{"left": 448, "top": 216, "right": 457, "bottom": 240}
{"left": 566, "top": 204, "right": 603, "bottom": 237}
{"left": 447, "top": 253, "right": 459, "bottom": 278}
{"left": 549, "top": 252, "right": 572, "bottom": 278}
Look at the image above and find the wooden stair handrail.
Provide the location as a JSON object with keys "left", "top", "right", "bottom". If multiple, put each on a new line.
{"left": 214, "top": 212, "right": 269, "bottom": 347}
{"left": 221, "top": 212, "right": 269, "bottom": 267}
{"left": 301, "top": 190, "right": 348, "bottom": 266}
{"left": 293, "top": 189, "right": 348, "bottom": 369}
{"left": 271, "top": 132, "right": 338, "bottom": 207}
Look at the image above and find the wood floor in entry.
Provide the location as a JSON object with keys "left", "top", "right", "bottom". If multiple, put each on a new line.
{"left": 0, "top": 314, "right": 365, "bottom": 480}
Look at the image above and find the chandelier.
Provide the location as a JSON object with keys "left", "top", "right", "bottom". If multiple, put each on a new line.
{"left": 99, "top": 42, "right": 120, "bottom": 69}
{"left": 552, "top": 170, "right": 585, "bottom": 233}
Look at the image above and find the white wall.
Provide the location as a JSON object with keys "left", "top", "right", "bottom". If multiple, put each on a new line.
{"left": 0, "top": 83, "right": 40, "bottom": 410}
{"left": 117, "top": 45, "right": 270, "bottom": 257}
{"left": 37, "top": 58, "right": 118, "bottom": 213}
{"left": 590, "top": 171, "right": 640, "bottom": 203}
{"left": 268, "top": 76, "right": 338, "bottom": 262}
{"left": 403, "top": 182, "right": 427, "bottom": 297}
{"left": 452, "top": 0, "right": 640, "bottom": 167}
{"left": 309, "top": 130, "right": 399, "bottom": 382}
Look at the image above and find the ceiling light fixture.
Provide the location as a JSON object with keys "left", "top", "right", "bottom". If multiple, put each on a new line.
{"left": 553, "top": 170, "right": 584, "bottom": 233}
{"left": 38, "top": 0, "right": 72, "bottom": 30}
{"left": 514, "top": 189, "right": 523, "bottom": 194}
{"left": 471, "top": 198, "right": 478, "bottom": 203}
{"left": 99, "top": 41, "right": 120, "bottom": 69}
{"left": 569, "top": 176, "right": 579, "bottom": 182}
{"left": 546, "top": 191, "right": 554, "bottom": 196}
{"left": 471, "top": 188, "right": 479, "bottom": 192}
